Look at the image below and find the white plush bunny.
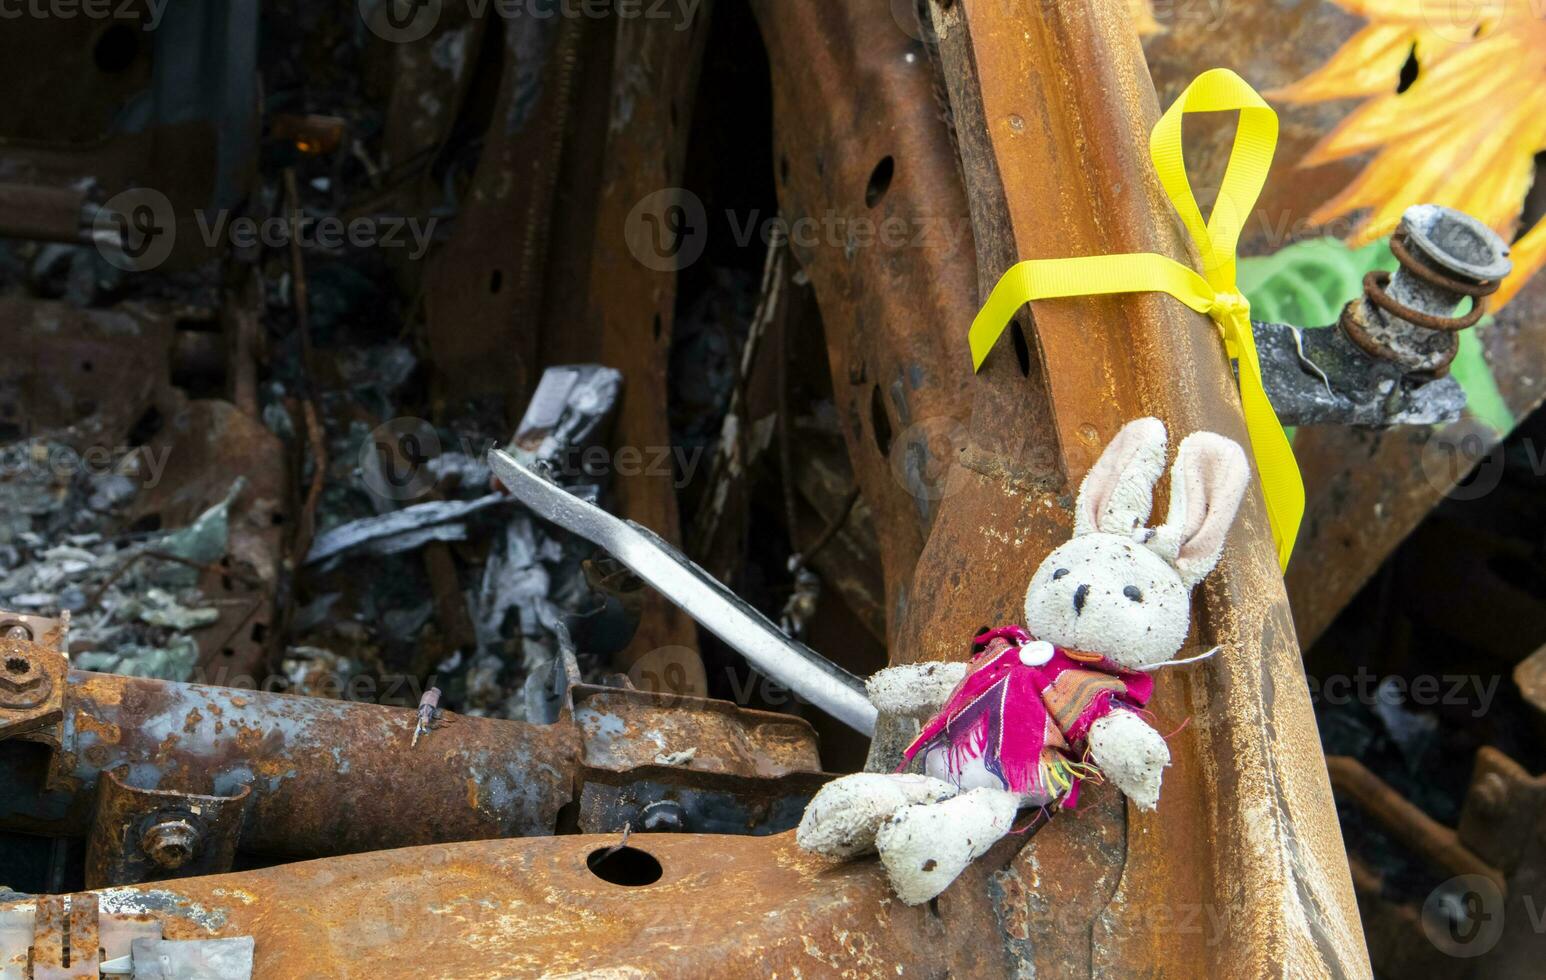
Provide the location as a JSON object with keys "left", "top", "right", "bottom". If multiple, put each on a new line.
{"left": 797, "top": 417, "right": 1250, "bottom": 905}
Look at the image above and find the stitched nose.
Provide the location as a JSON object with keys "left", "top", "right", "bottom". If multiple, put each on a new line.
{"left": 1073, "top": 584, "right": 1089, "bottom": 615}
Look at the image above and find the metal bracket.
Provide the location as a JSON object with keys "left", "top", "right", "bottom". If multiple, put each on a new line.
{"left": 84, "top": 768, "right": 252, "bottom": 889}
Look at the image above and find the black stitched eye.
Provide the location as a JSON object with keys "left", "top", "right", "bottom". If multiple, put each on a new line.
{"left": 1052, "top": 568, "right": 1069, "bottom": 580}
{"left": 1123, "top": 585, "right": 1143, "bottom": 602}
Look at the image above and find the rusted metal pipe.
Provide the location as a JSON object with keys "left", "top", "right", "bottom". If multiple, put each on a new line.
{"left": 0, "top": 670, "right": 582, "bottom": 859}
{"left": 1327, "top": 754, "right": 1505, "bottom": 892}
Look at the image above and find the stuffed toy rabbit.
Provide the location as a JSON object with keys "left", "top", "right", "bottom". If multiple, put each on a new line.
{"left": 796, "top": 417, "right": 1250, "bottom": 905}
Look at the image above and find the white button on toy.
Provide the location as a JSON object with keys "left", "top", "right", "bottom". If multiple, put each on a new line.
{"left": 1018, "top": 641, "right": 1054, "bottom": 666}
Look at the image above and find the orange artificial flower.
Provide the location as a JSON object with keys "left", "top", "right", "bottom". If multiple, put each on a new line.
{"left": 1270, "top": 0, "right": 1546, "bottom": 306}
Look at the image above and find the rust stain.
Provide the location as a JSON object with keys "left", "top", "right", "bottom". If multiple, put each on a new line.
{"left": 74, "top": 709, "right": 121, "bottom": 744}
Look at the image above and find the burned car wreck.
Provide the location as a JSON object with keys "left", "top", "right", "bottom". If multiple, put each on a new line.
{"left": 2, "top": 1, "right": 1546, "bottom": 977}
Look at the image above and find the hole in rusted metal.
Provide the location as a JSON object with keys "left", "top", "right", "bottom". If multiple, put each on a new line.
{"left": 94, "top": 23, "right": 139, "bottom": 73}
{"left": 870, "top": 384, "right": 893, "bottom": 455}
{"left": 865, "top": 156, "right": 894, "bottom": 208}
{"left": 4, "top": 657, "right": 28, "bottom": 675}
{"left": 1009, "top": 319, "right": 1032, "bottom": 377}
{"left": 586, "top": 846, "right": 663, "bottom": 886}
{"left": 128, "top": 406, "right": 164, "bottom": 446}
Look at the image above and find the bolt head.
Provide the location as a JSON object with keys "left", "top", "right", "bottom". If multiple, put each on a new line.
{"left": 141, "top": 818, "right": 200, "bottom": 869}
{"left": 639, "top": 800, "right": 686, "bottom": 833}
{"left": 0, "top": 654, "right": 42, "bottom": 695}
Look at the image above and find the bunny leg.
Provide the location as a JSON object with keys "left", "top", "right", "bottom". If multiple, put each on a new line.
{"left": 874, "top": 788, "right": 1020, "bottom": 906}
{"left": 862, "top": 662, "right": 968, "bottom": 772}
{"left": 1087, "top": 709, "right": 1171, "bottom": 810}
{"left": 797, "top": 773, "right": 958, "bottom": 859}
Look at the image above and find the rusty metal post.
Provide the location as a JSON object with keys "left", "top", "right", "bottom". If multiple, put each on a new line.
{"left": 915, "top": 0, "right": 1369, "bottom": 973}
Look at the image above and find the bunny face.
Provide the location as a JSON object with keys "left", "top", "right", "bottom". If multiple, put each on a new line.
{"left": 1025, "top": 533, "right": 1191, "bottom": 668}
{"left": 1022, "top": 417, "right": 1250, "bottom": 670}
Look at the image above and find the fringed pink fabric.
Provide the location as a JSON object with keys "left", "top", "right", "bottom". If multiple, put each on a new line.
{"left": 902, "top": 626, "right": 1153, "bottom": 808}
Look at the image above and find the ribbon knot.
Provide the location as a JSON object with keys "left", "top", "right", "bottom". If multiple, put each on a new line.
{"left": 1209, "top": 291, "right": 1250, "bottom": 322}
{"left": 965, "top": 68, "right": 1303, "bottom": 572}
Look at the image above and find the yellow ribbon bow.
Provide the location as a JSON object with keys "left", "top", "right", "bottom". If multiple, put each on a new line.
{"left": 967, "top": 68, "right": 1302, "bottom": 572}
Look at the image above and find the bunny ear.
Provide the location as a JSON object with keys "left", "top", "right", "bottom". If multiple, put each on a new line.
{"left": 1147, "top": 431, "right": 1250, "bottom": 587}
{"left": 1074, "top": 417, "right": 1168, "bottom": 537}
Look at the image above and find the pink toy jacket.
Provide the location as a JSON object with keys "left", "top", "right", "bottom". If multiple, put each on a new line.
{"left": 901, "top": 625, "right": 1155, "bottom": 808}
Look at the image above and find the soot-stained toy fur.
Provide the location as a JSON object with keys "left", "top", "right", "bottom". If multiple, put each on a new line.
{"left": 796, "top": 417, "right": 1251, "bottom": 905}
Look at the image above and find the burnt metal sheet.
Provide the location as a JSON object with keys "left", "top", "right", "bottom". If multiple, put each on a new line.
{"left": 0, "top": 1, "right": 259, "bottom": 270}
{"left": 0, "top": 184, "right": 95, "bottom": 244}
{"left": 918, "top": 0, "right": 1368, "bottom": 973}
{"left": 0, "top": 298, "right": 176, "bottom": 446}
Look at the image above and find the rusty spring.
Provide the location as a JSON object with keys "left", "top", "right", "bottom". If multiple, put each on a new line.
{"left": 1340, "top": 231, "right": 1501, "bottom": 370}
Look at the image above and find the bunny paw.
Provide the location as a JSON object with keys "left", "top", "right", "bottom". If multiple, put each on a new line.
{"left": 797, "top": 773, "right": 957, "bottom": 859}
{"left": 866, "top": 662, "right": 969, "bottom": 719}
{"left": 874, "top": 788, "right": 1020, "bottom": 906}
{"left": 1088, "top": 710, "right": 1171, "bottom": 810}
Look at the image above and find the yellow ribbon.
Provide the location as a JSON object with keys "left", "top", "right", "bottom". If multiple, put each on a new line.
{"left": 967, "top": 68, "right": 1302, "bottom": 572}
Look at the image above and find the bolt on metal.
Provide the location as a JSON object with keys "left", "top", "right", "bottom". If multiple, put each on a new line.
{"left": 141, "top": 818, "right": 201, "bottom": 869}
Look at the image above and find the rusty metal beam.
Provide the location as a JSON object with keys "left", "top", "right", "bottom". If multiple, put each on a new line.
{"left": 588, "top": 7, "right": 716, "bottom": 685}
{"left": 423, "top": 11, "right": 588, "bottom": 413}
{"left": 912, "top": 1, "right": 1368, "bottom": 973}
{"left": 750, "top": 0, "right": 978, "bottom": 644}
